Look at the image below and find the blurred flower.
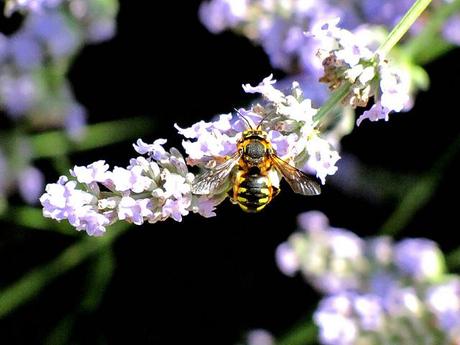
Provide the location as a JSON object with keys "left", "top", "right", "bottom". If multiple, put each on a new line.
{"left": 426, "top": 278, "right": 460, "bottom": 335}
{"left": 198, "top": 0, "right": 248, "bottom": 34}
{"left": 5, "top": 0, "right": 64, "bottom": 15}
{"left": 8, "top": 32, "right": 43, "bottom": 70}
{"left": 394, "top": 238, "right": 445, "bottom": 282}
{"left": 275, "top": 242, "right": 299, "bottom": 277}
{"left": 277, "top": 211, "right": 367, "bottom": 294}
{"left": 0, "top": 71, "right": 39, "bottom": 118}
{"left": 0, "top": 0, "right": 119, "bottom": 207}
{"left": 198, "top": 0, "right": 443, "bottom": 77}
{"left": 276, "top": 211, "right": 448, "bottom": 295}
{"left": 314, "top": 288, "right": 446, "bottom": 345}
{"left": 25, "top": 11, "right": 82, "bottom": 59}
{"left": 199, "top": 0, "right": 360, "bottom": 75}
{"left": 443, "top": 14, "right": 460, "bottom": 45}
{"left": 314, "top": 294, "right": 360, "bottom": 345}
{"left": 246, "top": 329, "right": 275, "bottom": 345}
{"left": 278, "top": 210, "right": 460, "bottom": 344}
{"left": 64, "top": 101, "right": 87, "bottom": 139}
{"left": 0, "top": 0, "right": 118, "bottom": 125}
{"left": 361, "top": 0, "right": 413, "bottom": 27}
{"left": 18, "top": 166, "right": 45, "bottom": 204}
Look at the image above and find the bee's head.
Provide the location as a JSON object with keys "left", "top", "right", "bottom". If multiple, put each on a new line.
{"left": 242, "top": 129, "right": 267, "bottom": 140}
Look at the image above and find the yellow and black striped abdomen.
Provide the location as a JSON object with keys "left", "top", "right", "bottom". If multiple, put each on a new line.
{"left": 234, "top": 171, "right": 272, "bottom": 213}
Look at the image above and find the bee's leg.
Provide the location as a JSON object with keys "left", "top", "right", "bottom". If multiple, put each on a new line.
{"left": 228, "top": 189, "right": 238, "bottom": 204}
{"left": 272, "top": 186, "right": 280, "bottom": 198}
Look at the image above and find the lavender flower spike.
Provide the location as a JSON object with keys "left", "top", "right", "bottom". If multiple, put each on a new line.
{"left": 4, "top": 0, "right": 64, "bottom": 15}
{"left": 40, "top": 139, "right": 223, "bottom": 236}
{"left": 178, "top": 75, "right": 340, "bottom": 185}
{"left": 311, "top": 19, "right": 414, "bottom": 126}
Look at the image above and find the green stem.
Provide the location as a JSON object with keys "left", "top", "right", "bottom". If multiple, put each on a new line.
{"left": 4, "top": 206, "right": 77, "bottom": 236}
{"left": 379, "top": 175, "right": 437, "bottom": 236}
{"left": 314, "top": 0, "right": 432, "bottom": 123}
{"left": 377, "top": 0, "right": 433, "bottom": 58}
{"left": 447, "top": 248, "right": 460, "bottom": 270}
{"left": 277, "top": 321, "right": 316, "bottom": 345}
{"left": 29, "top": 117, "right": 154, "bottom": 159}
{"left": 313, "top": 83, "right": 351, "bottom": 123}
{"left": 0, "top": 223, "right": 129, "bottom": 319}
{"left": 403, "top": 0, "right": 460, "bottom": 64}
{"left": 80, "top": 248, "right": 115, "bottom": 313}
{"left": 380, "top": 131, "right": 460, "bottom": 236}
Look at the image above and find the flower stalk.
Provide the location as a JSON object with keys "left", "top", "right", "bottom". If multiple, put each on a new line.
{"left": 377, "top": 0, "right": 433, "bottom": 58}
{"left": 314, "top": 0, "right": 432, "bottom": 124}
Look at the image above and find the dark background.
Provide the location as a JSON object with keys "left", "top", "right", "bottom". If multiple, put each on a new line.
{"left": 1, "top": 1, "right": 460, "bottom": 344}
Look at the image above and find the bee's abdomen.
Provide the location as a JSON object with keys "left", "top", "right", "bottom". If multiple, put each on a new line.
{"left": 235, "top": 172, "right": 272, "bottom": 213}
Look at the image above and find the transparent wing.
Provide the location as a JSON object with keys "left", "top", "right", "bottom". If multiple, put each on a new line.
{"left": 191, "top": 151, "right": 242, "bottom": 195}
{"left": 271, "top": 154, "right": 321, "bottom": 196}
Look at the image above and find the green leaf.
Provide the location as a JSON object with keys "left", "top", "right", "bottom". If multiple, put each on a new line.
{"left": 44, "top": 315, "right": 75, "bottom": 345}
{"left": 80, "top": 248, "right": 115, "bottom": 313}
{"left": 277, "top": 319, "right": 317, "bottom": 345}
{"left": 380, "top": 132, "right": 460, "bottom": 236}
{"left": 30, "top": 117, "right": 154, "bottom": 159}
{"left": 6, "top": 206, "right": 77, "bottom": 236}
{"left": 0, "top": 222, "right": 129, "bottom": 319}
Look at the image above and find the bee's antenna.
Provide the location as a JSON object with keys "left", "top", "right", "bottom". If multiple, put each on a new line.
{"left": 256, "top": 111, "right": 274, "bottom": 130}
{"left": 234, "top": 108, "right": 253, "bottom": 129}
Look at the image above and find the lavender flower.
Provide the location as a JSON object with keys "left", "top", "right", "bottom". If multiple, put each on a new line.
{"left": 178, "top": 75, "right": 340, "bottom": 185}
{"left": 25, "top": 11, "right": 81, "bottom": 59}
{"left": 278, "top": 210, "right": 460, "bottom": 344}
{"left": 8, "top": 32, "right": 43, "bottom": 70}
{"left": 276, "top": 211, "right": 367, "bottom": 294}
{"left": 198, "top": 0, "right": 438, "bottom": 78}
{"left": 426, "top": 278, "right": 460, "bottom": 337}
{"left": 361, "top": 0, "right": 413, "bottom": 28}
{"left": 310, "top": 19, "right": 414, "bottom": 125}
{"left": 198, "top": 0, "right": 248, "bottom": 34}
{"left": 443, "top": 14, "right": 460, "bottom": 45}
{"left": 276, "top": 211, "right": 448, "bottom": 296}
{"left": 40, "top": 139, "right": 223, "bottom": 236}
{"left": 199, "top": 0, "right": 353, "bottom": 74}
{"left": 18, "top": 166, "right": 45, "bottom": 205}
{"left": 246, "top": 329, "right": 275, "bottom": 345}
{"left": 4, "top": 0, "right": 65, "bottom": 15}
{"left": 394, "top": 238, "right": 446, "bottom": 282}
{"left": 314, "top": 288, "right": 454, "bottom": 345}
{"left": 0, "top": 71, "right": 39, "bottom": 118}
{"left": 0, "top": 0, "right": 117, "bottom": 125}
{"left": 40, "top": 75, "right": 341, "bottom": 234}
{"left": 199, "top": 2, "right": 432, "bottom": 130}
{"left": 64, "top": 101, "right": 87, "bottom": 139}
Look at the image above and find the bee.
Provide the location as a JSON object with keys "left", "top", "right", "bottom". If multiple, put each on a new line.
{"left": 191, "top": 112, "right": 321, "bottom": 212}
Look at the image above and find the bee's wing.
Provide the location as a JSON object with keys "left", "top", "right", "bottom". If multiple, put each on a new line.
{"left": 191, "top": 151, "right": 242, "bottom": 195}
{"left": 270, "top": 154, "right": 321, "bottom": 196}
